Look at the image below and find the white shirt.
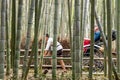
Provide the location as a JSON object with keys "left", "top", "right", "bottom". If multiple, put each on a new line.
{"left": 45, "top": 38, "right": 63, "bottom": 51}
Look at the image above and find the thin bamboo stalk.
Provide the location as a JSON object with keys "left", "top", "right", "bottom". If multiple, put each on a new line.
{"left": 33, "top": 0, "right": 39, "bottom": 77}
{"left": 74, "top": 0, "right": 81, "bottom": 79}
{"left": 22, "top": 0, "right": 35, "bottom": 79}
{"left": 107, "top": 0, "right": 112, "bottom": 79}
{"left": 89, "top": 0, "right": 95, "bottom": 79}
{"left": 6, "top": 0, "right": 11, "bottom": 75}
{"left": 102, "top": 0, "right": 107, "bottom": 77}
{"left": 34, "top": 0, "right": 42, "bottom": 78}
{"left": 11, "top": 0, "right": 16, "bottom": 69}
{"left": 116, "top": 0, "right": 120, "bottom": 73}
{"left": 80, "top": 0, "right": 88, "bottom": 77}
{"left": 52, "top": 0, "right": 59, "bottom": 79}
{"left": 80, "top": 0, "right": 84, "bottom": 78}
{"left": 0, "top": 0, "right": 6, "bottom": 79}
{"left": 13, "top": 0, "right": 23, "bottom": 79}
{"left": 72, "top": 0, "right": 76, "bottom": 79}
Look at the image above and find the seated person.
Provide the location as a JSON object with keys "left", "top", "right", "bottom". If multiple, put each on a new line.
{"left": 94, "top": 26, "right": 101, "bottom": 42}
{"left": 84, "top": 26, "right": 101, "bottom": 46}
{"left": 83, "top": 26, "right": 103, "bottom": 52}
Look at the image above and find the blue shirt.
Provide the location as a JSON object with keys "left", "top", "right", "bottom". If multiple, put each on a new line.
{"left": 94, "top": 31, "right": 100, "bottom": 42}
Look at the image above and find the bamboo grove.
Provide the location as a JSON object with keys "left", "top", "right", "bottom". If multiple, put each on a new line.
{"left": 0, "top": 0, "right": 120, "bottom": 80}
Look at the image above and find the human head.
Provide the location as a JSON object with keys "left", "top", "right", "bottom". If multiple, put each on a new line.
{"left": 45, "top": 33, "right": 49, "bottom": 41}
{"left": 94, "top": 25, "right": 99, "bottom": 32}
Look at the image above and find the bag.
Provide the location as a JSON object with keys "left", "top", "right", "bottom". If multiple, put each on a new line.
{"left": 112, "top": 30, "right": 116, "bottom": 41}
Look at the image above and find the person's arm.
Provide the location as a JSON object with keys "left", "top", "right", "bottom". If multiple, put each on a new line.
{"left": 44, "top": 40, "right": 51, "bottom": 56}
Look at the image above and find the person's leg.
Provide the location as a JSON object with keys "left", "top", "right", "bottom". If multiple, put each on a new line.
{"left": 57, "top": 49, "right": 67, "bottom": 72}
{"left": 46, "top": 51, "right": 52, "bottom": 64}
{"left": 59, "top": 59, "right": 66, "bottom": 72}
{"left": 43, "top": 51, "right": 52, "bottom": 74}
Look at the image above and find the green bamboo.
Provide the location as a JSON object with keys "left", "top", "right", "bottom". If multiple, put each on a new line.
{"left": 23, "top": 0, "right": 42, "bottom": 79}
{"left": 46, "top": 0, "right": 53, "bottom": 34}
{"left": 33, "top": 0, "right": 39, "bottom": 78}
{"left": 13, "top": 0, "right": 23, "bottom": 79}
{"left": 72, "top": 0, "right": 76, "bottom": 79}
{"left": 67, "top": 2, "right": 73, "bottom": 78}
{"left": 6, "top": 0, "right": 11, "bottom": 75}
{"left": 80, "top": 0, "right": 88, "bottom": 77}
{"left": 103, "top": 0, "right": 107, "bottom": 77}
{"left": 68, "top": 0, "right": 75, "bottom": 80}
{"left": 39, "top": 1, "right": 48, "bottom": 78}
{"left": 39, "top": 30, "right": 46, "bottom": 78}
{"left": 67, "top": 0, "right": 72, "bottom": 56}
{"left": 52, "top": 0, "right": 59, "bottom": 79}
{"left": 34, "top": 0, "right": 42, "bottom": 78}
{"left": 0, "top": 0, "right": 6, "bottom": 79}
{"left": 89, "top": 0, "right": 95, "bottom": 79}
{"left": 47, "top": 0, "right": 54, "bottom": 35}
{"left": 80, "top": 2, "right": 83, "bottom": 76}
{"left": 59, "top": 0, "right": 63, "bottom": 38}
{"left": 45, "top": 0, "right": 49, "bottom": 32}
{"left": 22, "top": 0, "right": 35, "bottom": 79}
{"left": 72, "top": 24, "right": 76, "bottom": 80}
{"left": 38, "top": 1, "right": 46, "bottom": 36}
{"left": 11, "top": 0, "right": 16, "bottom": 69}
{"left": 24, "top": 39, "right": 37, "bottom": 79}
{"left": 116, "top": 0, "right": 120, "bottom": 73}
{"left": 59, "top": 6, "right": 63, "bottom": 38}
{"left": 107, "top": 0, "right": 112, "bottom": 79}
{"left": 22, "top": 0, "right": 29, "bottom": 35}
{"left": 73, "top": 0, "right": 81, "bottom": 79}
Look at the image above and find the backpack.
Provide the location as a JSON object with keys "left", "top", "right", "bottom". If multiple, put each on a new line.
{"left": 112, "top": 30, "right": 116, "bottom": 41}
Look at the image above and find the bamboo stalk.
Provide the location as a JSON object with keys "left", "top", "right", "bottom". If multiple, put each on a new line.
{"left": 11, "top": 0, "right": 16, "bottom": 69}
{"left": 73, "top": 0, "right": 81, "bottom": 79}
{"left": 13, "top": 0, "right": 23, "bottom": 79}
{"left": 33, "top": 0, "right": 39, "bottom": 77}
{"left": 6, "top": 0, "right": 11, "bottom": 75}
{"left": 116, "top": 0, "right": 120, "bottom": 73}
{"left": 107, "top": 0, "right": 112, "bottom": 79}
{"left": 34, "top": 0, "right": 43, "bottom": 78}
{"left": 22, "top": 0, "right": 35, "bottom": 79}
{"left": 52, "top": 0, "right": 59, "bottom": 79}
{"left": 80, "top": 0, "right": 88, "bottom": 77}
{"left": 89, "top": 0, "right": 95, "bottom": 79}
{"left": 0, "top": 0, "right": 6, "bottom": 79}
{"left": 102, "top": 0, "right": 107, "bottom": 77}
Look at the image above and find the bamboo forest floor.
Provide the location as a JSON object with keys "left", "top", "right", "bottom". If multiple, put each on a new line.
{"left": 4, "top": 68, "right": 116, "bottom": 80}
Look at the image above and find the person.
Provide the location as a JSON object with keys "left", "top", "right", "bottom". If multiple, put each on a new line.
{"left": 83, "top": 26, "right": 104, "bottom": 52}
{"left": 94, "top": 26, "right": 101, "bottom": 42}
{"left": 44, "top": 34, "right": 67, "bottom": 72}
{"left": 84, "top": 26, "right": 101, "bottom": 46}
